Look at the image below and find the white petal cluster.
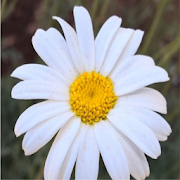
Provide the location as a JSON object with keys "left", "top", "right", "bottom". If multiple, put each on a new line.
{"left": 11, "top": 6, "right": 171, "bottom": 180}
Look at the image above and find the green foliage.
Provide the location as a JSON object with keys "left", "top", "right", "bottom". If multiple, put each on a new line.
{"left": 1, "top": 0, "right": 179, "bottom": 179}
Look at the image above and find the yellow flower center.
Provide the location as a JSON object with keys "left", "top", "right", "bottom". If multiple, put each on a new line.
{"left": 70, "top": 71, "right": 117, "bottom": 125}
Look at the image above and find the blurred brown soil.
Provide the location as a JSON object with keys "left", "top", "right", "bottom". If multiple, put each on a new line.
{"left": 1, "top": 0, "right": 42, "bottom": 75}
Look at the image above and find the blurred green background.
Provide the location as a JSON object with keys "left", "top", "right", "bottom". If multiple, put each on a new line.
{"left": 1, "top": 0, "right": 180, "bottom": 179}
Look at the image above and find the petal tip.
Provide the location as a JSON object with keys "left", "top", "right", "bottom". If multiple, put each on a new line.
{"left": 52, "top": 16, "right": 58, "bottom": 20}
{"left": 74, "top": 5, "right": 84, "bottom": 9}
{"left": 14, "top": 128, "right": 20, "bottom": 137}
{"left": 136, "top": 29, "right": 144, "bottom": 35}
{"left": 110, "top": 15, "right": 122, "bottom": 22}
{"left": 11, "top": 87, "right": 16, "bottom": 99}
{"left": 139, "top": 29, "right": 144, "bottom": 34}
{"left": 24, "top": 150, "right": 31, "bottom": 156}
{"left": 23, "top": 143, "right": 32, "bottom": 156}
{"left": 33, "top": 29, "right": 45, "bottom": 38}
{"left": 14, "top": 121, "right": 23, "bottom": 137}
{"left": 73, "top": 6, "right": 88, "bottom": 15}
{"left": 168, "top": 126, "right": 172, "bottom": 134}
{"left": 10, "top": 70, "right": 15, "bottom": 77}
{"left": 135, "top": 29, "right": 144, "bottom": 40}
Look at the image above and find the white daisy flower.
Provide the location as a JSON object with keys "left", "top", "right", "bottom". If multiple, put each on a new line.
{"left": 11, "top": 6, "right": 172, "bottom": 180}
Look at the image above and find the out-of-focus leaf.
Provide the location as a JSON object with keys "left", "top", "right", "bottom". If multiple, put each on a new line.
{"left": 1, "top": 0, "right": 18, "bottom": 23}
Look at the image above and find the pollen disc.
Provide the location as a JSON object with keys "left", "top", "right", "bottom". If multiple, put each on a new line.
{"left": 70, "top": 71, "right": 117, "bottom": 125}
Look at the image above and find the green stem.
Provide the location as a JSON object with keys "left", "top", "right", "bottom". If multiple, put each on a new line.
{"left": 162, "top": 80, "right": 172, "bottom": 96}
{"left": 98, "top": 0, "right": 110, "bottom": 22}
{"left": 35, "top": 164, "right": 44, "bottom": 179}
{"left": 153, "top": 34, "right": 180, "bottom": 60}
{"left": 49, "top": 0, "right": 61, "bottom": 27}
{"left": 2, "top": 0, "right": 18, "bottom": 23}
{"left": 140, "top": 0, "right": 170, "bottom": 54}
{"left": 91, "top": 0, "right": 99, "bottom": 20}
{"left": 95, "top": 0, "right": 110, "bottom": 36}
{"left": 161, "top": 160, "right": 179, "bottom": 178}
{"left": 158, "top": 37, "right": 180, "bottom": 67}
{"left": 1, "top": 0, "right": 7, "bottom": 22}
{"left": 75, "top": 0, "right": 82, "bottom": 6}
{"left": 40, "top": 0, "right": 50, "bottom": 28}
{"left": 167, "top": 108, "right": 180, "bottom": 123}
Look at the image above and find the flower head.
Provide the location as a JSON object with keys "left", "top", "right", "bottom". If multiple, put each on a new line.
{"left": 11, "top": 6, "right": 171, "bottom": 180}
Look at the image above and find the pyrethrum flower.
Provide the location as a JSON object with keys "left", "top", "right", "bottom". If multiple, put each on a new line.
{"left": 11, "top": 6, "right": 172, "bottom": 180}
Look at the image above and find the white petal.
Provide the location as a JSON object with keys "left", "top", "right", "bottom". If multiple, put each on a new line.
{"left": 73, "top": 6, "right": 95, "bottom": 72}
{"left": 112, "top": 125, "right": 150, "bottom": 180}
{"left": 119, "top": 87, "right": 167, "bottom": 114}
{"left": 46, "top": 27, "right": 69, "bottom": 55}
{"left": 107, "top": 105, "right": 161, "bottom": 159}
{"left": 94, "top": 120, "right": 129, "bottom": 180}
{"left": 154, "top": 132, "right": 168, "bottom": 141}
{"left": 114, "top": 66, "right": 170, "bottom": 96}
{"left": 46, "top": 28, "right": 76, "bottom": 77}
{"left": 100, "top": 28, "right": 134, "bottom": 77}
{"left": 11, "top": 80, "right": 69, "bottom": 100}
{"left": 110, "top": 30, "right": 144, "bottom": 77}
{"left": 116, "top": 103, "right": 171, "bottom": 136}
{"left": 14, "top": 100, "right": 70, "bottom": 137}
{"left": 76, "top": 125, "right": 99, "bottom": 179}
{"left": 44, "top": 116, "right": 81, "bottom": 180}
{"left": 53, "top": 16, "right": 85, "bottom": 74}
{"left": 110, "top": 55, "right": 155, "bottom": 81}
{"left": 22, "top": 110, "right": 74, "bottom": 155}
{"left": 95, "top": 16, "right": 122, "bottom": 72}
{"left": 58, "top": 123, "right": 87, "bottom": 180}
{"left": 11, "top": 64, "right": 68, "bottom": 85}
{"left": 32, "top": 29, "right": 78, "bottom": 84}
{"left": 119, "top": 29, "right": 144, "bottom": 57}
